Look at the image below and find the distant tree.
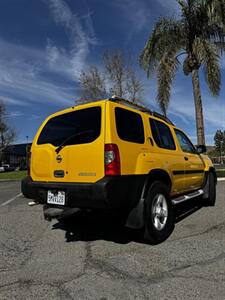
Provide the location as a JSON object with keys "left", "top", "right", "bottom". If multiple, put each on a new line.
{"left": 214, "top": 129, "right": 225, "bottom": 157}
{"left": 140, "top": 0, "right": 225, "bottom": 145}
{"left": 103, "top": 50, "right": 125, "bottom": 98}
{"left": 79, "top": 66, "right": 107, "bottom": 102}
{"left": 126, "top": 67, "right": 144, "bottom": 103}
{"left": 222, "top": 130, "right": 225, "bottom": 150}
{"left": 79, "top": 49, "right": 143, "bottom": 103}
{"left": 0, "top": 101, "right": 16, "bottom": 165}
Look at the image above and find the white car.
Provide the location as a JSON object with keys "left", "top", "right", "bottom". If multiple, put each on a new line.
{"left": 0, "top": 166, "right": 4, "bottom": 173}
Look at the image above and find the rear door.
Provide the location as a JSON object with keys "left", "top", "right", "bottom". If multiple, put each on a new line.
{"left": 148, "top": 118, "right": 187, "bottom": 195}
{"left": 31, "top": 104, "right": 105, "bottom": 183}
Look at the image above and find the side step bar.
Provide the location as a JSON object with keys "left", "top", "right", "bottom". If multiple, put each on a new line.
{"left": 172, "top": 189, "right": 204, "bottom": 205}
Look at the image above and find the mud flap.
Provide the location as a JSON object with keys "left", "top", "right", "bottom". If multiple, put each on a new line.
{"left": 125, "top": 183, "right": 146, "bottom": 229}
{"left": 202, "top": 173, "right": 209, "bottom": 199}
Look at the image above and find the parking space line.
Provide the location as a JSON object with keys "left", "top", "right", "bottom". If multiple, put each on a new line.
{"left": 218, "top": 178, "right": 225, "bottom": 181}
{"left": 1, "top": 193, "right": 22, "bottom": 207}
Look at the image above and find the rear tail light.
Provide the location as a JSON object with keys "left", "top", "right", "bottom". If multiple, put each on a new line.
{"left": 104, "top": 144, "right": 121, "bottom": 176}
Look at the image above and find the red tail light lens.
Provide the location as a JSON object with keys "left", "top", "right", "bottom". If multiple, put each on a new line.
{"left": 104, "top": 144, "right": 121, "bottom": 176}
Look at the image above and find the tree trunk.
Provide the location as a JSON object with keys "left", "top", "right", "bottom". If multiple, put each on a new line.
{"left": 191, "top": 69, "right": 205, "bottom": 145}
{"left": 0, "top": 132, "right": 3, "bottom": 165}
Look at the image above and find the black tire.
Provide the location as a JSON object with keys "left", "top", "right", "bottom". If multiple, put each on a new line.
{"left": 144, "top": 181, "right": 175, "bottom": 245}
{"left": 204, "top": 172, "right": 216, "bottom": 207}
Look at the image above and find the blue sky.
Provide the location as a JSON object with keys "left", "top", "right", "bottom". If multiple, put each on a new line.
{"left": 0, "top": 0, "right": 224, "bottom": 145}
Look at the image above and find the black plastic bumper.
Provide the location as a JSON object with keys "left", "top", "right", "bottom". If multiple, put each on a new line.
{"left": 21, "top": 175, "right": 145, "bottom": 211}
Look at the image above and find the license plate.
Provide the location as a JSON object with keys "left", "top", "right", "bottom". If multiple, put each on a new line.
{"left": 47, "top": 190, "right": 65, "bottom": 205}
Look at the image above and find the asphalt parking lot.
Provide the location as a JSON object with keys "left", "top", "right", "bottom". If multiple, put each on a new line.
{"left": 0, "top": 180, "right": 225, "bottom": 300}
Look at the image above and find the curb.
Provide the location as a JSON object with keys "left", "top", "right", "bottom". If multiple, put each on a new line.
{"left": 0, "top": 179, "right": 21, "bottom": 182}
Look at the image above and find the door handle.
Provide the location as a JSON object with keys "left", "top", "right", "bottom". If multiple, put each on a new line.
{"left": 184, "top": 156, "right": 189, "bottom": 161}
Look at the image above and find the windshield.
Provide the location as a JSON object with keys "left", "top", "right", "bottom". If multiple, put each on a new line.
{"left": 37, "top": 107, "right": 101, "bottom": 146}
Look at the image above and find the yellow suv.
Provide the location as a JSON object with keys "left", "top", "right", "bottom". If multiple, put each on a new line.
{"left": 22, "top": 96, "right": 217, "bottom": 244}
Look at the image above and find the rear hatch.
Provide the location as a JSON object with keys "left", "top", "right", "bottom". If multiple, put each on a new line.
{"left": 31, "top": 102, "right": 105, "bottom": 183}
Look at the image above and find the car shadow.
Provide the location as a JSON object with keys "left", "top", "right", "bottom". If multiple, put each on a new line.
{"left": 52, "top": 197, "right": 204, "bottom": 244}
{"left": 52, "top": 210, "right": 143, "bottom": 244}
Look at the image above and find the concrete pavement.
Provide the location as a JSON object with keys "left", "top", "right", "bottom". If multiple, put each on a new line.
{"left": 0, "top": 181, "right": 225, "bottom": 299}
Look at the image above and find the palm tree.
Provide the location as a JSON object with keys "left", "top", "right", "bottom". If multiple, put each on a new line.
{"left": 140, "top": 0, "right": 225, "bottom": 145}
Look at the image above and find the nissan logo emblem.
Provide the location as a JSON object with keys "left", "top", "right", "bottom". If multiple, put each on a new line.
{"left": 56, "top": 155, "right": 62, "bottom": 163}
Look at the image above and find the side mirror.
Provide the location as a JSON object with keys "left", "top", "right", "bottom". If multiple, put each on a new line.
{"left": 196, "top": 145, "right": 207, "bottom": 154}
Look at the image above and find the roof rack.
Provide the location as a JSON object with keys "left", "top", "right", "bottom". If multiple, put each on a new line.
{"left": 151, "top": 111, "right": 174, "bottom": 125}
{"left": 109, "top": 95, "right": 174, "bottom": 126}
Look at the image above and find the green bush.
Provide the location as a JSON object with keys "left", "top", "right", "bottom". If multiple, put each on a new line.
{"left": 0, "top": 171, "right": 26, "bottom": 180}
{"left": 216, "top": 170, "right": 225, "bottom": 178}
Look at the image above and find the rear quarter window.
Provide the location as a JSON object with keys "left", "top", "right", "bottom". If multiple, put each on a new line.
{"left": 115, "top": 107, "right": 144, "bottom": 144}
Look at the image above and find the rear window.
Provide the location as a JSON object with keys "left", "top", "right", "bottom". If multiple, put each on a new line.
{"left": 37, "top": 107, "right": 101, "bottom": 146}
{"left": 115, "top": 107, "right": 144, "bottom": 144}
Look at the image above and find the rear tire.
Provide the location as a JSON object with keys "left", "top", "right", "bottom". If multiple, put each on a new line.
{"left": 144, "top": 181, "right": 175, "bottom": 245}
{"left": 204, "top": 172, "right": 216, "bottom": 207}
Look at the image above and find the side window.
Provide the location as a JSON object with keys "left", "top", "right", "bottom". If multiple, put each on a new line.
{"left": 150, "top": 119, "right": 176, "bottom": 150}
{"left": 175, "top": 129, "right": 196, "bottom": 153}
{"left": 115, "top": 107, "right": 144, "bottom": 144}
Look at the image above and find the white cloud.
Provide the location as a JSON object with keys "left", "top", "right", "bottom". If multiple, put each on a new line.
{"left": 6, "top": 111, "right": 25, "bottom": 118}
{"left": 29, "top": 114, "right": 41, "bottom": 120}
{"left": 48, "top": 0, "right": 73, "bottom": 28}
{"left": 169, "top": 94, "right": 225, "bottom": 129}
{"left": 112, "top": 0, "right": 180, "bottom": 37}
{"left": 0, "top": 39, "right": 76, "bottom": 107}
{"left": 46, "top": 40, "right": 60, "bottom": 66}
{"left": 6, "top": 111, "right": 41, "bottom": 120}
{"left": 0, "top": 96, "right": 28, "bottom": 107}
{"left": 189, "top": 134, "right": 216, "bottom": 145}
{"left": 0, "top": 0, "right": 99, "bottom": 120}
{"left": 169, "top": 110, "right": 190, "bottom": 125}
{"left": 156, "top": 0, "right": 180, "bottom": 15}
{"left": 113, "top": 0, "right": 152, "bottom": 32}
{"left": 45, "top": 40, "right": 76, "bottom": 79}
{"left": 140, "top": 73, "right": 224, "bottom": 145}
{"left": 46, "top": 0, "right": 97, "bottom": 79}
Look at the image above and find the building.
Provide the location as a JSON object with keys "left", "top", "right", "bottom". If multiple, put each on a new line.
{"left": 4, "top": 143, "right": 31, "bottom": 167}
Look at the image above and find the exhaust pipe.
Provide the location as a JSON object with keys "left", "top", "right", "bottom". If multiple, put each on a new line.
{"left": 43, "top": 205, "right": 80, "bottom": 221}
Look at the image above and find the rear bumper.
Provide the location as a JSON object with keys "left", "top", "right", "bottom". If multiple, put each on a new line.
{"left": 21, "top": 175, "right": 145, "bottom": 211}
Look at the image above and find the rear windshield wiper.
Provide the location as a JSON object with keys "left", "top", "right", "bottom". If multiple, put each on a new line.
{"left": 55, "top": 130, "right": 94, "bottom": 154}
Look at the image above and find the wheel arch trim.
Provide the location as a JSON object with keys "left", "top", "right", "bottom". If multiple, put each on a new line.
{"left": 125, "top": 169, "right": 172, "bottom": 229}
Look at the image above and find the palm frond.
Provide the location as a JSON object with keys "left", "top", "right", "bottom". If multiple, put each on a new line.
{"left": 139, "top": 28, "right": 159, "bottom": 76}
{"left": 193, "top": 37, "right": 221, "bottom": 95}
{"left": 180, "top": 0, "right": 225, "bottom": 46}
{"left": 177, "top": 0, "right": 189, "bottom": 17}
{"left": 177, "top": 0, "right": 187, "bottom": 11}
{"left": 204, "top": 47, "right": 221, "bottom": 96}
{"left": 140, "top": 0, "right": 225, "bottom": 119}
{"left": 214, "top": 41, "right": 225, "bottom": 53}
{"left": 205, "top": 0, "right": 225, "bottom": 27}
{"left": 157, "top": 55, "right": 179, "bottom": 115}
{"left": 140, "top": 18, "right": 185, "bottom": 77}
{"left": 200, "top": 0, "right": 225, "bottom": 43}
